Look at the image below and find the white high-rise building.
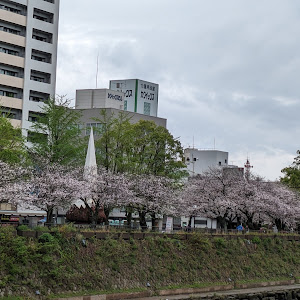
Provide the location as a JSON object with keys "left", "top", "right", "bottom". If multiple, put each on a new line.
{"left": 0, "top": 0, "right": 60, "bottom": 136}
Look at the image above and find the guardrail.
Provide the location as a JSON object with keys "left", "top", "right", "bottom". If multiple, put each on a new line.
{"left": 2, "top": 222, "right": 297, "bottom": 235}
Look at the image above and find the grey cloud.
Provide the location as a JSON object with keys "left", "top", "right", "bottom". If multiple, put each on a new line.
{"left": 56, "top": 0, "right": 300, "bottom": 179}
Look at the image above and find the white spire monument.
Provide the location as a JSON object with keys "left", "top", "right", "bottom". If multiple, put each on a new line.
{"left": 74, "top": 127, "right": 97, "bottom": 208}
{"left": 84, "top": 127, "right": 97, "bottom": 177}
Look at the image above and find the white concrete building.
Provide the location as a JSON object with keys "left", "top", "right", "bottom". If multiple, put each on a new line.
{"left": 0, "top": 0, "right": 60, "bottom": 135}
{"left": 75, "top": 88, "right": 125, "bottom": 111}
{"left": 75, "top": 87, "right": 167, "bottom": 136}
{"left": 109, "top": 79, "right": 159, "bottom": 117}
{"left": 184, "top": 148, "right": 229, "bottom": 176}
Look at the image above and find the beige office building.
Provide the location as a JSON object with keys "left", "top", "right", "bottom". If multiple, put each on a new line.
{"left": 0, "top": 0, "right": 60, "bottom": 134}
{"left": 75, "top": 88, "right": 167, "bottom": 137}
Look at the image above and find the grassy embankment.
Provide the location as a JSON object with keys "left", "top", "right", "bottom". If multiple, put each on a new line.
{"left": 1, "top": 225, "right": 300, "bottom": 299}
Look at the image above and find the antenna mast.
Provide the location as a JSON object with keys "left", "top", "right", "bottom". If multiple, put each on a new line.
{"left": 96, "top": 51, "right": 99, "bottom": 88}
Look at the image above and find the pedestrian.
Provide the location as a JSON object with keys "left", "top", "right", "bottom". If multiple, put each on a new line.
{"left": 237, "top": 224, "right": 244, "bottom": 233}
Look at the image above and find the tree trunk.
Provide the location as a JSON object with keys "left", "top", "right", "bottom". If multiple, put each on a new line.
{"left": 151, "top": 212, "right": 156, "bottom": 231}
{"left": 46, "top": 206, "right": 54, "bottom": 225}
{"left": 275, "top": 218, "right": 284, "bottom": 231}
{"left": 125, "top": 206, "right": 133, "bottom": 229}
{"left": 104, "top": 205, "right": 111, "bottom": 226}
{"left": 217, "top": 216, "right": 227, "bottom": 233}
{"left": 139, "top": 210, "right": 147, "bottom": 231}
{"left": 87, "top": 205, "right": 98, "bottom": 227}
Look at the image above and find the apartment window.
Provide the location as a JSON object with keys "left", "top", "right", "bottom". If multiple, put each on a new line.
{"left": 0, "top": 5, "right": 21, "bottom": 14}
{"left": 0, "top": 90, "right": 16, "bottom": 98}
{"left": 0, "top": 69, "right": 17, "bottom": 76}
{"left": 28, "top": 111, "right": 44, "bottom": 122}
{"left": 0, "top": 47, "right": 18, "bottom": 56}
{"left": 31, "top": 75, "right": 44, "bottom": 82}
{"left": 33, "top": 8, "right": 53, "bottom": 24}
{"left": 31, "top": 49, "right": 52, "bottom": 63}
{"left": 43, "top": 0, "right": 54, "bottom": 3}
{"left": 30, "top": 96, "right": 41, "bottom": 102}
{"left": 0, "top": 26, "right": 20, "bottom": 35}
{"left": 33, "top": 35, "right": 46, "bottom": 42}
{"left": 225, "top": 159, "right": 227, "bottom": 164}
{"left": 30, "top": 70, "right": 51, "bottom": 84}
{"left": 33, "top": 15, "right": 46, "bottom": 22}
{"left": 219, "top": 162, "right": 222, "bottom": 166}
{"left": 143, "top": 102, "right": 151, "bottom": 116}
{"left": 32, "top": 29, "right": 52, "bottom": 44}
{"left": 29, "top": 90, "right": 50, "bottom": 103}
{"left": 31, "top": 55, "right": 45, "bottom": 62}
{"left": 1, "top": 107, "right": 22, "bottom": 120}
{"left": 28, "top": 114, "right": 38, "bottom": 122}
{"left": 2, "top": 110, "right": 16, "bottom": 119}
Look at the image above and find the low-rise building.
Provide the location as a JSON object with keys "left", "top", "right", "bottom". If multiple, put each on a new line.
{"left": 184, "top": 148, "right": 229, "bottom": 176}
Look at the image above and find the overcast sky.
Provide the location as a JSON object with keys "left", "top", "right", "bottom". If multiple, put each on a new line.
{"left": 56, "top": 0, "right": 300, "bottom": 180}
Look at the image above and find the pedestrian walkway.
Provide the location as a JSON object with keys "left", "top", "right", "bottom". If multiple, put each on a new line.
{"left": 133, "top": 284, "right": 300, "bottom": 300}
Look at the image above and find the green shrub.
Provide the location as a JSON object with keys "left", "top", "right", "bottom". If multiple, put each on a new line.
{"left": 57, "top": 224, "right": 77, "bottom": 234}
{"left": 252, "top": 236, "right": 261, "bottom": 244}
{"left": 38, "top": 233, "right": 55, "bottom": 243}
{"left": 17, "top": 225, "right": 30, "bottom": 231}
{"left": 214, "top": 237, "right": 227, "bottom": 249}
{"left": 33, "top": 226, "right": 49, "bottom": 232}
{"left": 188, "top": 233, "right": 211, "bottom": 250}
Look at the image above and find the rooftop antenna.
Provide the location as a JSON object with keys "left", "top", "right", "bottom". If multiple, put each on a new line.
{"left": 193, "top": 136, "right": 195, "bottom": 149}
{"left": 214, "top": 138, "right": 216, "bottom": 150}
{"left": 96, "top": 51, "right": 99, "bottom": 89}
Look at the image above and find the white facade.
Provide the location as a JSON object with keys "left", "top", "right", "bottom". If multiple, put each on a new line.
{"left": 181, "top": 216, "right": 217, "bottom": 230}
{"left": 184, "top": 148, "right": 229, "bottom": 176}
{"left": 109, "top": 79, "right": 159, "bottom": 117}
{"left": 75, "top": 89, "right": 124, "bottom": 110}
{"left": 0, "top": 0, "right": 60, "bottom": 135}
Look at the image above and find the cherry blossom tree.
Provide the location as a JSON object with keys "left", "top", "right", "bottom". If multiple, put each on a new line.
{"left": 255, "top": 180, "right": 300, "bottom": 230}
{"left": 179, "top": 168, "right": 300, "bottom": 231}
{"left": 127, "top": 174, "right": 176, "bottom": 230}
{"left": 0, "top": 160, "right": 30, "bottom": 204}
{"left": 179, "top": 168, "right": 243, "bottom": 230}
{"left": 10, "top": 163, "right": 81, "bottom": 223}
{"left": 76, "top": 167, "right": 132, "bottom": 225}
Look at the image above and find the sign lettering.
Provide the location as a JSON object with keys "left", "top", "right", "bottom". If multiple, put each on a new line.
{"left": 108, "top": 93, "right": 123, "bottom": 101}
{"left": 141, "top": 91, "right": 155, "bottom": 101}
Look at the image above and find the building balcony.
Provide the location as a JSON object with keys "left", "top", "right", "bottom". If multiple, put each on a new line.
{"left": 0, "top": 95, "right": 22, "bottom": 110}
{"left": 0, "top": 73, "right": 24, "bottom": 89}
{"left": 0, "top": 30, "right": 26, "bottom": 47}
{"left": 0, "top": 51, "right": 24, "bottom": 68}
{"left": 0, "top": 8, "right": 26, "bottom": 27}
{"left": 9, "top": 118, "right": 22, "bottom": 128}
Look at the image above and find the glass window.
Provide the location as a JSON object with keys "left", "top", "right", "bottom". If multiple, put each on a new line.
{"left": 86, "top": 123, "right": 103, "bottom": 136}
{"left": 143, "top": 102, "right": 151, "bottom": 116}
